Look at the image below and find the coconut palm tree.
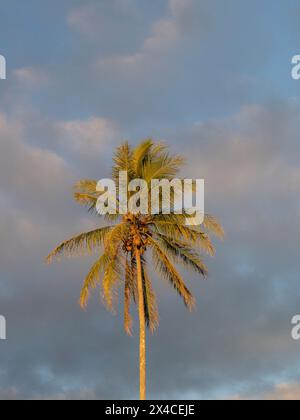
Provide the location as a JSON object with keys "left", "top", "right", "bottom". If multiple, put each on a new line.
{"left": 47, "top": 140, "right": 224, "bottom": 400}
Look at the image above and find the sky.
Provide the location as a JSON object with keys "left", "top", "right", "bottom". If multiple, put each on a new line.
{"left": 0, "top": 0, "right": 300, "bottom": 400}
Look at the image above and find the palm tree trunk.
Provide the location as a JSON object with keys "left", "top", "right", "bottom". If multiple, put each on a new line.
{"left": 135, "top": 249, "right": 146, "bottom": 400}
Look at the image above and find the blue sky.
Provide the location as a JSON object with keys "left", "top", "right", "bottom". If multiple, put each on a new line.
{"left": 0, "top": 0, "right": 300, "bottom": 400}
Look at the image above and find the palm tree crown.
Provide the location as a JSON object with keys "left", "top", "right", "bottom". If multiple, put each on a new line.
{"left": 47, "top": 139, "right": 224, "bottom": 399}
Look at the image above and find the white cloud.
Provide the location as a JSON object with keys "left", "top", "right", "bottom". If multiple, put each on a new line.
{"left": 0, "top": 111, "right": 75, "bottom": 232}
{"left": 13, "top": 67, "right": 47, "bottom": 88}
{"left": 55, "top": 117, "right": 119, "bottom": 157}
{"left": 263, "top": 383, "right": 300, "bottom": 400}
{"left": 96, "top": 0, "right": 198, "bottom": 73}
{"left": 67, "top": 0, "right": 142, "bottom": 43}
{"left": 1, "top": 101, "right": 300, "bottom": 399}
{"left": 231, "top": 382, "right": 300, "bottom": 400}
{"left": 0, "top": 112, "right": 68, "bottom": 198}
{"left": 67, "top": 4, "right": 99, "bottom": 38}
{"left": 181, "top": 104, "right": 300, "bottom": 199}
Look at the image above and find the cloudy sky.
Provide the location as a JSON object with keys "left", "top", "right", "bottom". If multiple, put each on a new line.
{"left": 0, "top": 0, "right": 300, "bottom": 400}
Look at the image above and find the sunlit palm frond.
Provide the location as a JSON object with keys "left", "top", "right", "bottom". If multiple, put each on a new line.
{"left": 73, "top": 192, "right": 97, "bottom": 207}
{"left": 104, "top": 223, "right": 128, "bottom": 257}
{"left": 152, "top": 213, "right": 221, "bottom": 252}
{"left": 142, "top": 263, "right": 159, "bottom": 333}
{"left": 80, "top": 254, "right": 109, "bottom": 308}
{"left": 148, "top": 236, "right": 195, "bottom": 310}
{"left": 154, "top": 222, "right": 196, "bottom": 244}
{"left": 124, "top": 256, "right": 135, "bottom": 336}
{"left": 133, "top": 139, "right": 154, "bottom": 176}
{"left": 155, "top": 233, "right": 208, "bottom": 277}
{"left": 143, "top": 153, "right": 185, "bottom": 183}
{"left": 148, "top": 142, "right": 167, "bottom": 156}
{"left": 47, "top": 138, "right": 224, "bottom": 401}
{"left": 73, "top": 179, "right": 100, "bottom": 213}
{"left": 112, "top": 141, "right": 135, "bottom": 182}
{"left": 152, "top": 220, "right": 215, "bottom": 256}
{"left": 151, "top": 213, "right": 188, "bottom": 225}
{"left": 101, "top": 223, "right": 129, "bottom": 310}
{"left": 47, "top": 226, "right": 112, "bottom": 263}
{"left": 124, "top": 277, "right": 133, "bottom": 336}
{"left": 203, "top": 215, "right": 225, "bottom": 239}
{"left": 74, "top": 179, "right": 98, "bottom": 194}
{"left": 102, "top": 253, "right": 123, "bottom": 311}
{"left": 48, "top": 139, "right": 224, "bottom": 342}
{"left": 127, "top": 253, "right": 137, "bottom": 303}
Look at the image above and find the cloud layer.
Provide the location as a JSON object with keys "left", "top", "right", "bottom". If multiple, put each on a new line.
{"left": 0, "top": 0, "right": 300, "bottom": 400}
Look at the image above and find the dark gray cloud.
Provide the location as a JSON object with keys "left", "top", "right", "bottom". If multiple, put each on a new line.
{"left": 1, "top": 100, "right": 300, "bottom": 400}
{"left": 0, "top": 0, "right": 300, "bottom": 401}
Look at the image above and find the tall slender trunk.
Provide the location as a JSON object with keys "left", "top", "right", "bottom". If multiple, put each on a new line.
{"left": 135, "top": 249, "right": 146, "bottom": 400}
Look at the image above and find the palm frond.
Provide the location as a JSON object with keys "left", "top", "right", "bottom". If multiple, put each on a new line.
{"left": 124, "top": 257, "right": 132, "bottom": 336}
{"left": 102, "top": 254, "right": 123, "bottom": 311}
{"left": 79, "top": 254, "right": 108, "bottom": 308}
{"left": 104, "top": 223, "right": 128, "bottom": 257}
{"left": 124, "top": 255, "right": 138, "bottom": 336}
{"left": 47, "top": 139, "right": 224, "bottom": 337}
{"left": 143, "top": 154, "right": 185, "bottom": 183}
{"left": 148, "top": 236, "right": 195, "bottom": 310}
{"left": 47, "top": 226, "right": 112, "bottom": 263}
{"left": 73, "top": 179, "right": 100, "bottom": 213}
{"left": 203, "top": 215, "right": 225, "bottom": 239}
{"left": 74, "top": 179, "right": 98, "bottom": 194}
{"left": 142, "top": 263, "right": 159, "bottom": 333}
{"left": 124, "top": 276, "right": 133, "bottom": 336}
{"left": 155, "top": 233, "right": 208, "bottom": 276}
{"left": 74, "top": 192, "right": 97, "bottom": 207}
{"left": 152, "top": 220, "right": 215, "bottom": 256}
{"left": 112, "top": 141, "right": 135, "bottom": 182}
{"left": 133, "top": 139, "right": 153, "bottom": 176}
{"left": 101, "top": 223, "right": 129, "bottom": 310}
{"left": 151, "top": 213, "right": 188, "bottom": 225}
